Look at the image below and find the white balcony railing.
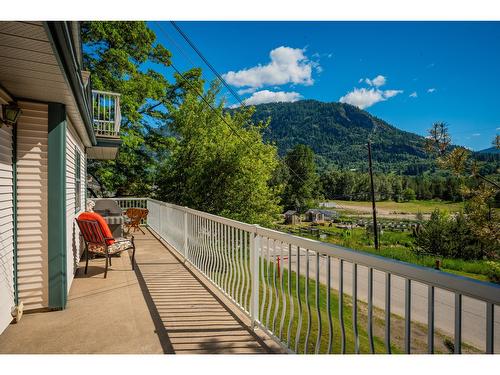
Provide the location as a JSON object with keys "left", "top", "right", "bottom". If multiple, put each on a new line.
{"left": 94, "top": 197, "right": 500, "bottom": 354}
{"left": 92, "top": 90, "right": 121, "bottom": 137}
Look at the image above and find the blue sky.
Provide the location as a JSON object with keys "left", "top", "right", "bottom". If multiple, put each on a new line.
{"left": 150, "top": 21, "right": 500, "bottom": 151}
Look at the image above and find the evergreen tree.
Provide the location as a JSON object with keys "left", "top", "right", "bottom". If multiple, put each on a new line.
{"left": 282, "top": 145, "right": 320, "bottom": 212}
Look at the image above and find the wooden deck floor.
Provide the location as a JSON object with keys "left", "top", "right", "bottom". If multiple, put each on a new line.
{"left": 134, "top": 230, "right": 277, "bottom": 354}
{"left": 0, "top": 229, "right": 278, "bottom": 354}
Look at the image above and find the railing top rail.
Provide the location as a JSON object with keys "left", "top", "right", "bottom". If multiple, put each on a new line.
{"left": 92, "top": 89, "right": 121, "bottom": 97}
{"left": 253, "top": 225, "right": 500, "bottom": 305}
{"left": 148, "top": 198, "right": 256, "bottom": 232}
{"left": 106, "top": 197, "right": 500, "bottom": 304}
{"left": 90, "top": 197, "right": 147, "bottom": 201}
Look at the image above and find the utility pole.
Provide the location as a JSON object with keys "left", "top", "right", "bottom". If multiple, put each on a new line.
{"left": 367, "top": 140, "right": 379, "bottom": 250}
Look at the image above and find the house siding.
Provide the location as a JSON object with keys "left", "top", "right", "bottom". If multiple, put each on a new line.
{"left": 0, "top": 123, "right": 14, "bottom": 333}
{"left": 15, "top": 101, "right": 49, "bottom": 311}
{"left": 65, "top": 118, "right": 85, "bottom": 292}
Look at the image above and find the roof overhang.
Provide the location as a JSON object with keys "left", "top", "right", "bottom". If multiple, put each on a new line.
{"left": 0, "top": 21, "right": 96, "bottom": 146}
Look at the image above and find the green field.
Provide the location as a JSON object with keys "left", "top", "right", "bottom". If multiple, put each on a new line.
{"left": 330, "top": 199, "right": 464, "bottom": 214}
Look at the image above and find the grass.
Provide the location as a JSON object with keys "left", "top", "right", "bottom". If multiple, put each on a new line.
{"left": 278, "top": 223, "right": 495, "bottom": 282}
{"left": 330, "top": 199, "right": 465, "bottom": 214}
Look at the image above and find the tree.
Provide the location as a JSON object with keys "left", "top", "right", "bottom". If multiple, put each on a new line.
{"left": 413, "top": 210, "right": 485, "bottom": 260}
{"left": 281, "top": 145, "right": 320, "bottom": 212}
{"left": 390, "top": 174, "right": 403, "bottom": 202}
{"left": 424, "top": 123, "right": 500, "bottom": 258}
{"left": 425, "top": 122, "right": 451, "bottom": 156}
{"left": 82, "top": 21, "right": 198, "bottom": 196}
{"left": 155, "top": 80, "right": 282, "bottom": 226}
{"left": 402, "top": 188, "right": 416, "bottom": 202}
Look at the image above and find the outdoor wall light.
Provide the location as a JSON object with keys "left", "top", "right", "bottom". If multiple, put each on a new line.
{"left": 1, "top": 102, "right": 22, "bottom": 127}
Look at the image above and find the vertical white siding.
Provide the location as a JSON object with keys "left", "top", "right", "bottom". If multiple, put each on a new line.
{"left": 16, "top": 101, "right": 48, "bottom": 310}
{"left": 0, "top": 123, "right": 14, "bottom": 333}
{"left": 66, "top": 119, "right": 85, "bottom": 292}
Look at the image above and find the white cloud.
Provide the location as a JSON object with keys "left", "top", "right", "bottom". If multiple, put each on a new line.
{"left": 409, "top": 91, "right": 418, "bottom": 98}
{"left": 364, "top": 75, "right": 387, "bottom": 87}
{"left": 242, "top": 90, "right": 303, "bottom": 106}
{"left": 340, "top": 88, "right": 384, "bottom": 109}
{"left": 427, "top": 88, "right": 436, "bottom": 93}
{"left": 222, "top": 46, "right": 316, "bottom": 89}
{"left": 237, "top": 88, "right": 257, "bottom": 95}
{"left": 339, "top": 87, "right": 403, "bottom": 109}
{"left": 472, "top": 133, "right": 481, "bottom": 137}
{"left": 383, "top": 89, "right": 403, "bottom": 98}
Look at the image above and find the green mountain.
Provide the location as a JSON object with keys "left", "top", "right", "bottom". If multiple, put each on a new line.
{"left": 477, "top": 147, "right": 500, "bottom": 155}
{"left": 251, "top": 100, "right": 433, "bottom": 174}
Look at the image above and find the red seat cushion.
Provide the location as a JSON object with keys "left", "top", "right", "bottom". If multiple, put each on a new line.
{"left": 78, "top": 212, "right": 115, "bottom": 245}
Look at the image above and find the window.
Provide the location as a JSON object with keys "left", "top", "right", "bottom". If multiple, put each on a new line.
{"left": 75, "top": 147, "right": 81, "bottom": 213}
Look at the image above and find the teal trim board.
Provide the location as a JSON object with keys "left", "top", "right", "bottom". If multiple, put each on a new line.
{"left": 12, "top": 118, "right": 18, "bottom": 306}
{"left": 47, "top": 103, "right": 67, "bottom": 309}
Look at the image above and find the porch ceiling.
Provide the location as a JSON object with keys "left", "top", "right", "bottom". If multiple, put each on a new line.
{"left": 0, "top": 21, "right": 92, "bottom": 147}
{"left": 87, "top": 145, "right": 119, "bottom": 160}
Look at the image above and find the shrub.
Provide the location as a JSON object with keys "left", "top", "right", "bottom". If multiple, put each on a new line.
{"left": 412, "top": 209, "right": 487, "bottom": 260}
{"left": 402, "top": 188, "right": 416, "bottom": 202}
{"left": 486, "top": 261, "right": 500, "bottom": 284}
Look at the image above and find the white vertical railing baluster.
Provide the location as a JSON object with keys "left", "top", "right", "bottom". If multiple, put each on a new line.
{"left": 230, "top": 226, "right": 236, "bottom": 300}
{"left": 250, "top": 226, "right": 260, "bottom": 327}
{"left": 183, "top": 210, "right": 188, "bottom": 260}
{"left": 236, "top": 229, "right": 243, "bottom": 306}
{"left": 216, "top": 221, "right": 221, "bottom": 288}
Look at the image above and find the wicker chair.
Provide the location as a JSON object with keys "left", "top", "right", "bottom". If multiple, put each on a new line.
{"left": 76, "top": 218, "right": 135, "bottom": 278}
{"left": 124, "top": 208, "right": 149, "bottom": 235}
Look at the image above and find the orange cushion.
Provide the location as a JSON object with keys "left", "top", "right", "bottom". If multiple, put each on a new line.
{"left": 78, "top": 212, "right": 115, "bottom": 245}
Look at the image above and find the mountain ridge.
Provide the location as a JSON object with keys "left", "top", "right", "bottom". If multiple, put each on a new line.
{"left": 251, "top": 99, "right": 432, "bottom": 174}
{"left": 477, "top": 147, "right": 500, "bottom": 154}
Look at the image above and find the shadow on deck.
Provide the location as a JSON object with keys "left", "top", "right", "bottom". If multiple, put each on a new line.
{"left": 0, "top": 229, "right": 278, "bottom": 354}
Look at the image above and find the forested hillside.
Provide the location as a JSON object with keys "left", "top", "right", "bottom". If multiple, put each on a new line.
{"left": 252, "top": 100, "right": 434, "bottom": 174}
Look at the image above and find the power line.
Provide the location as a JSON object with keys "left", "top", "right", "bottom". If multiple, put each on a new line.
{"left": 153, "top": 22, "right": 241, "bottom": 108}
{"left": 170, "top": 21, "right": 247, "bottom": 108}
{"left": 155, "top": 22, "right": 331, "bottom": 209}
{"left": 156, "top": 23, "right": 278, "bottom": 165}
